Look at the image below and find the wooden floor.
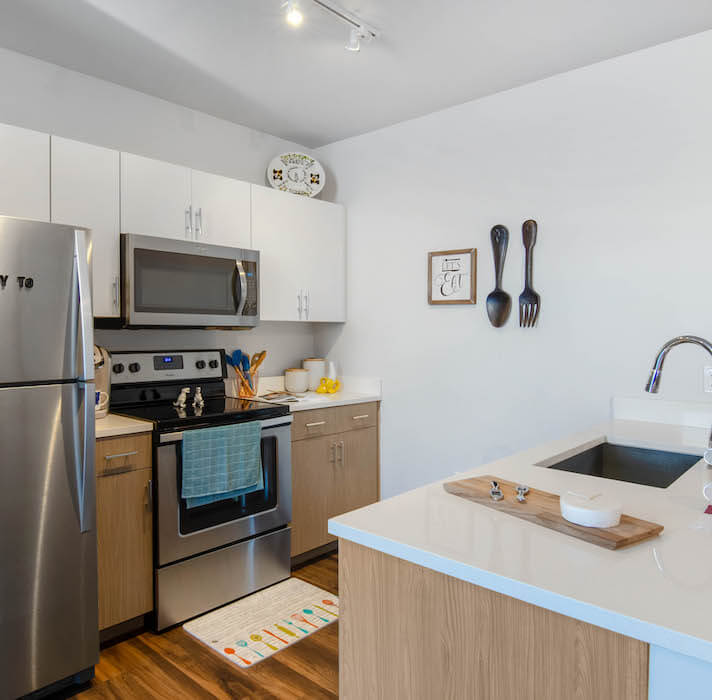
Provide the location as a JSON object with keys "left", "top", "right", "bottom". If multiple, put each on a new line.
{"left": 70, "top": 554, "right": 338, "bottom": 699}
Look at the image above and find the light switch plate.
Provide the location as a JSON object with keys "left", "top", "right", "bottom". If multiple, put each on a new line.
{"left": 704, "top": 366, "right": 712, "bottom": 393}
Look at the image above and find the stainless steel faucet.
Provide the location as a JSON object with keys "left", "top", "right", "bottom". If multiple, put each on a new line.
{"left": 644, "top": 335, "right": 712, "bottom": 463}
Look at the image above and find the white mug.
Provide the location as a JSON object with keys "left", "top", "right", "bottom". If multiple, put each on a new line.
{"left": 704, "top": 482, "right": 712, "bottom": 503}
{"left": 95, "top": 391, "right": 109, "bottom": 411}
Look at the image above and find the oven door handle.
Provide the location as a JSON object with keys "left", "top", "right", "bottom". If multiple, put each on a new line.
{"left": 159, "top": 415, "right": 293, "bottom": 443}
{"left": 234, "top": 260, "right": 248, "bottom": 316}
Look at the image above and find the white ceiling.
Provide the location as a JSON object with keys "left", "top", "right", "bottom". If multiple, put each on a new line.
{"left": 1, "top": 0, "right": 711, "bottom": 147}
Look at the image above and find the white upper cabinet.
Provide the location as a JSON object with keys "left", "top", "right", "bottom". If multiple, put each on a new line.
{"left": 191, "top": 168, "right": 251, "bottom": 248}
{"left": 51, "top": 136, "right": 120, "bottom": 318}
{"left": 120, "top": 152, "right": 191, "bottom": 239}
{"left": 251, "top": 185, "right": 346, "bottom": 323}
{"left": 0, "top": 123, "right": 49, "bottom": 221}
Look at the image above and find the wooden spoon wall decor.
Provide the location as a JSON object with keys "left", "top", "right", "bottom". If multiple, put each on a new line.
{"left": 486, "top": 224, "right": 512, "bottom": 327}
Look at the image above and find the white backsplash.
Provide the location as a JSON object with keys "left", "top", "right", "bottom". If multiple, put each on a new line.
{"left": 95, "top": 321, "right": 316, "bottom": 377}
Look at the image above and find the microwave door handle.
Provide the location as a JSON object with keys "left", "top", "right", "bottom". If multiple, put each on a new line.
{"left": 234, "top": 260, "right": 248, "bottom": 316}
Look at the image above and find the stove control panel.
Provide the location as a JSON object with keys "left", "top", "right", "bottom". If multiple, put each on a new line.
{"left": 111, "top": 350, "right": 225, "bottom": 385}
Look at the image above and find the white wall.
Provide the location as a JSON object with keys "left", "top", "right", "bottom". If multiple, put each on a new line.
{"left": 0, "top": 47, "right": 304, "bottom": 184}
{"left": 0, "top": 47, "right": 317, "bottom": 369}
{"left": 315, "top": 30, "right": 712, "bottom": 498}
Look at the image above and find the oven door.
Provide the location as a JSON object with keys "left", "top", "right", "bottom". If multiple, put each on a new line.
{"left": 155, "top": 416, "right": 291, "bottom": 566}
{"left": 121, "top": 233, "right": 259, "bottom": 328}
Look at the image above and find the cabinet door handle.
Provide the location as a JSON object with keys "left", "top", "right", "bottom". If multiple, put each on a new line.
{"left": 112, "top": 275, "right": 120, "bottom": 310}
{"left": 195, "top": 207, "right": 203, "bottom": 238}
{"left": 352, "top": 414, "right": 369, "bottom": 421}
{"left": 297, "top": 290, "right": 303, "bottom": 320}
{"left": 329, "top": 443, "right": 336, "bottom": 464}
{"left": 337, "top": 440, "right": 345, "bottom": 467}
{"left": 304, "top": 290, "right": 310, "bottom": 320}
{"left": 146, "top": 479, "right": 153, "bottom": 511}
{"left": 185, "top": 205, "right": 193, "bottom": 238}
{"left": 305, "top": 420, "right": 326, "bottom": 428}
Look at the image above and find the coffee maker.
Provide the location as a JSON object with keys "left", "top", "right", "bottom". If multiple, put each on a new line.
{"left": 94, "top": 345, "right": 111, "bottom": 402}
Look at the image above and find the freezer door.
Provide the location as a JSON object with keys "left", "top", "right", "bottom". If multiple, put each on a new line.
{"left": 0, "top": 217, "right": 93, "bottom": 384}
{"left": 0, "top": 382, "right": 98, "bottom": 698}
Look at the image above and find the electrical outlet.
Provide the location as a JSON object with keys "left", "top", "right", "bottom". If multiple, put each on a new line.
{"left": 705, "top": 367, "right": 712, "bottom": 393}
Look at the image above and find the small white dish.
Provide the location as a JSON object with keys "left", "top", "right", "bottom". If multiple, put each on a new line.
{"left": 560, "top": 490, "right": 622, "bottom": 528}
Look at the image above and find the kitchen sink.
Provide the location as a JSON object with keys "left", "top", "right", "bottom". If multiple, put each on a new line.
{"left": 537, "top": 442, "right": 701, "bottom": 488}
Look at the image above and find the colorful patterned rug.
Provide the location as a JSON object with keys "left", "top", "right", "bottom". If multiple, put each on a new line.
{"left": 183, "top": 578, "right": 339, "bottom": 668}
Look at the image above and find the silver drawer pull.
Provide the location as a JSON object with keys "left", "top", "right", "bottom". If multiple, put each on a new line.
{"left": 305, "top": 421, "right": 326, "bottom": 428}
{"left": 104, "top": 450, "right": 139, "bottom": 460}
{"left": 100, "top": 465, "right": 134, "bottom": 477}
{"left": 352, "top": 414, "right": 369, "bottom": 420}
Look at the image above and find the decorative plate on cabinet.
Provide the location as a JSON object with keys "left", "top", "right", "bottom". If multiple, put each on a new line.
{"left": 267, "top": 153, "right": 325, "bottom": 197}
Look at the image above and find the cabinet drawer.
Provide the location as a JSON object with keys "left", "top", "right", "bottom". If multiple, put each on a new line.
{"left": 291, "top": 402, "right": 379, "bottom": 441}
{"left": 292, "top": 407, "right": 341, "bottom": 441}
{"left": 337, "top": 402, "right": 378, "bottom": 433}
{"left": 96, "top": 434, "right": 152, "bottom": 476}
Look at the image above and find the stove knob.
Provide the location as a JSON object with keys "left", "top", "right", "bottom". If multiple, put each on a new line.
{"left": 208, "top": 359, "right": 219, "bottom": 369}
{"left": 129, "top": 362, "right": 141, "bottom": 373}
{"left": 195, "top": 360, "right": 206, "bottom": 369}
{"left": 112, "top": 363, "right": 124, "bottom": 374}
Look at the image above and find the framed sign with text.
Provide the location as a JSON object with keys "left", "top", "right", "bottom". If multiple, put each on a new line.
{"left": 428, "top": 248, "right": 477, "bottom": 305}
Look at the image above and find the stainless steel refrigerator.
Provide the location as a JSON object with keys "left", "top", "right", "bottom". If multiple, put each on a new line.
{"left": 0, "top": 217, "right": 98, "bottom": 698}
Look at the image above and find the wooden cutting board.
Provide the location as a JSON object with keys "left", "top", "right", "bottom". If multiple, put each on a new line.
{"left": 443, "top": 475, "right": 663, "bottom": 550}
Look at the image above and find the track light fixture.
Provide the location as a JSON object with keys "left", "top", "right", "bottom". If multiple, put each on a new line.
{"left": 284, "top": 0, "right": 303, "bottom": 27}
{"left": 345, "top": 26, "right": 367, "bottom": 52}
{"left": 282, "top": 0, "right": 378, "bottom": 51}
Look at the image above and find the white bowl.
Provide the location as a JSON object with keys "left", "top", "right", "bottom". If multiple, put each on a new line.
{"left": 560, "top": 490, "right": 622, "bottom": 528}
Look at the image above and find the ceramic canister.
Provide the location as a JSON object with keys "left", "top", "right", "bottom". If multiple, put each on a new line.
{"left": 284, "top": 368, "right": 309, "bottom": 394}
{"left": 302, "top": 358, "right": 326, "bottom": 391}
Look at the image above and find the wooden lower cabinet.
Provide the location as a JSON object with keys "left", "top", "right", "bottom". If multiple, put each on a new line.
{"left": 291, "top": 404, "right": 380, "bottom": 558}
{"left": 339, "top": 540, "right": 649, "bottom": 700}
{"left": 291, "top": 436, "right": 333, "bottom": 556}
{"left": 96, "top": 434, "right": 153, "bottom": 630}
{"left": 329, "top": 427, "right": 378, "bottom": 519}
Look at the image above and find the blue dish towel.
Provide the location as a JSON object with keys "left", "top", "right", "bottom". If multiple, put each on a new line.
{"left": 181, "top": 422, "right": 263, "bottom": 509}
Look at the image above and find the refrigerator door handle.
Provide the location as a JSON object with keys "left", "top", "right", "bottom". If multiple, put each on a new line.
{"left": 74, "top": 229, "right": 94, "bottom": 382}
{"left": 72, "top": 381, "right": 96, "bottom": 533}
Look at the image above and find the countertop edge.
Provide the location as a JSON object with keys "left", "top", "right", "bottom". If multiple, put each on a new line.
{"left": 286, "top": 393, "right": 381, "bottom": 412}
{"left": 258, "top": 392, "right": 381, "bottom": 412}
{"left": 328, "top": 519, "right": 712, "bottom": 663}
{"left": 95, "top": 415, "right": 153, "bottom": 439}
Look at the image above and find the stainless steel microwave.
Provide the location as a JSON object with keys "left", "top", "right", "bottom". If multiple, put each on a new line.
{"left": 121, "top": 233, "right": 259, "bottom": 328}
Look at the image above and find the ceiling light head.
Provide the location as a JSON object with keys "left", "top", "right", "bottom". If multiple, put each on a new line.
{"left": 345, "top": 26, "right": 364, "bottom": 52}
{"left": 285, "top": 0, "right": 303, "bottom": 27}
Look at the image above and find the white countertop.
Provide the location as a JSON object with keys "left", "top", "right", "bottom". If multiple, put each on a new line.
{"left": 255, "top": 375, "right": 381, "bottom": 412}
{"left": 95, "top": 412, "right": 152, "bottom": 439}
{"left": 329, "top": 413, "right": 712, "bottom": 663}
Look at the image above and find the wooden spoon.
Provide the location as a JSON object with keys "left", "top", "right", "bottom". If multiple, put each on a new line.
{"left": 486, "top": 225, "right": 512, "bottom": 327}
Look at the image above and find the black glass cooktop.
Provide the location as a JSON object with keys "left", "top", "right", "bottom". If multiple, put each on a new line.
{"left": 113, "top": 397, "right": 289, "bottom": 431}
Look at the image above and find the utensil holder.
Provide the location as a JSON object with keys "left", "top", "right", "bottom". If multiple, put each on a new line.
{"left": 225, "top": 370, "right": 259, "bottom": 399}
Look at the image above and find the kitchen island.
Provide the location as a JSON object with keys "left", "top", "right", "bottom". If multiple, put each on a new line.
{"left": 329, "top": 399, "right": 712, "bottom": 700}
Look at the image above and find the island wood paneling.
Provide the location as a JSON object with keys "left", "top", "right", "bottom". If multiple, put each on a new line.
{"left": 338, "top": 540, "right": 649, "bottom": 700}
